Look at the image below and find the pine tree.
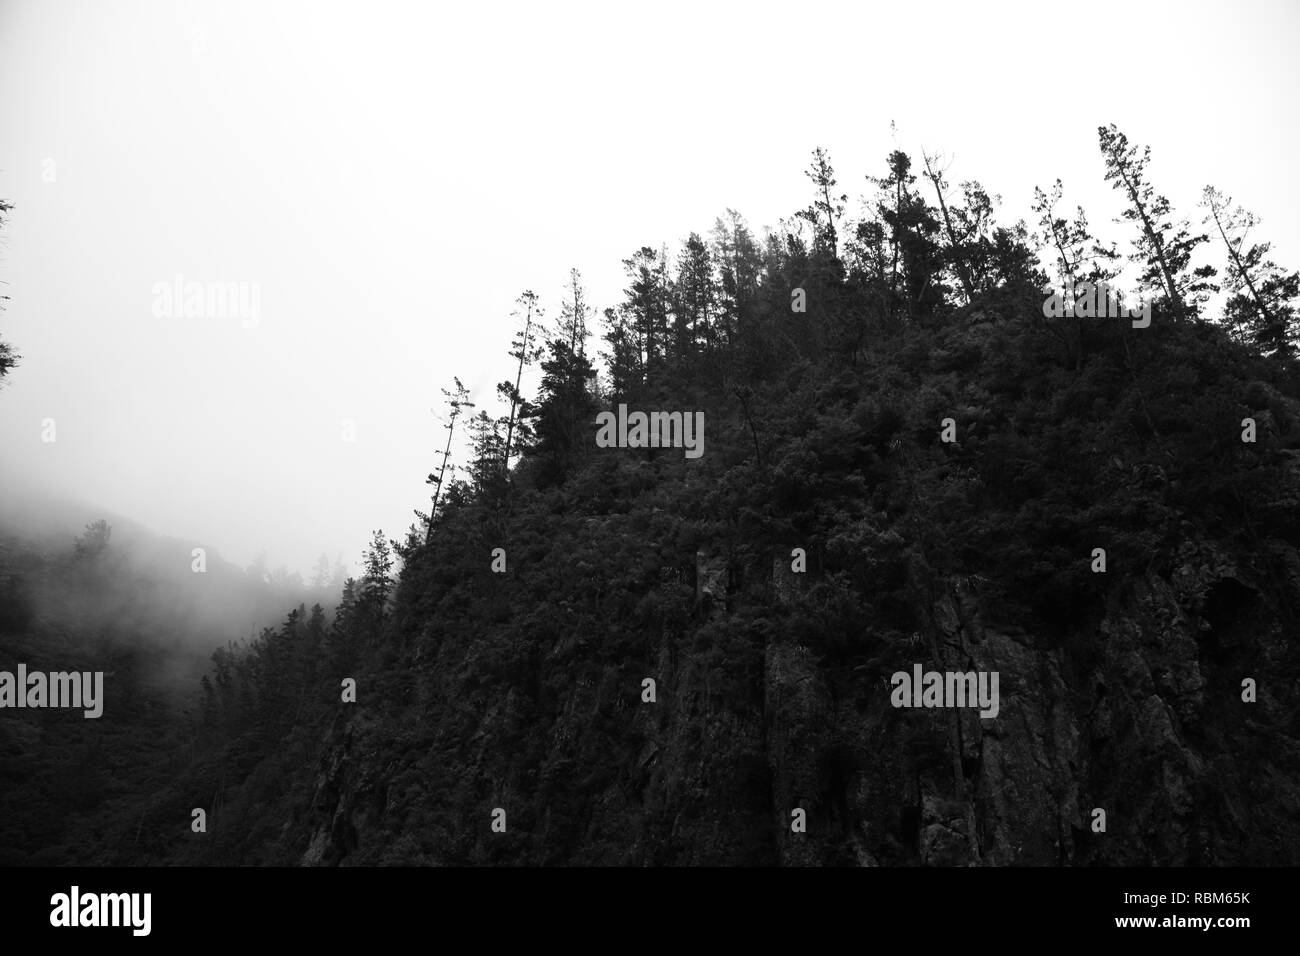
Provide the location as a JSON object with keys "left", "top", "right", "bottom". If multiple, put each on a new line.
{"left": 359, "top": 530, "right": 394, "bottom": 624}
{"left": 600, "top": 305, "right": 639, "bottom": 400}
{"left": 1201, "top": 186, "right": 1300, "bottom": 358}
{"left": 795, "top": 147, "right": 847, "bottom": 261}
{"left": 617, "top": 246, "right": 672, "bottom": 383}
{"left": 921, "top": 154, "right": 1003, "bottom": 303}
{"left": 921, "top": 152, "right": 976, "bottom": 303}
{"left": 1098, "top": 125, "right": 1217, "bottom": 321}
{"left": 329, "top": 578, "right": 359, "bottom": 672}
{"left": 334, "top": 578, "right": 357, "bottom": 631}
{"left": 709, "top": 209, "right": 761, "bottom": 350}
{"left": 466, "top": 409, "right": 507, "bottom": 498}
{"left": 1032, "top": 179, "right": 1121, "bottom": 366}
{"left": 528, "top": 338, "right": 598, "bottom": 488}
{"left": 1032, "top": 180, "right": 1119, "bottom": 294}
{"left": 424, "top": 377, "right": 474, "bottom": 544}
{"left": 556, "top": 268, "right": 593, "bottom": 359}
{"left": 498, "top": 290, "right": 544, "bottom": 476}
{"left": 846, "top": 217, "right": 891, "bottom": 311}
{"left": 673, "top": 233, "right": 716, "bottom": 358}
{"left": 303, "top": 603, "right": 326, "bottom": 691}
{"left": 870, "top": 150, "right": 945, "bottom": 326}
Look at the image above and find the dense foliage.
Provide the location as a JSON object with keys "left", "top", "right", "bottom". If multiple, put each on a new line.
{"left": 4, "top": 126, "right": 1300, "bottom": 864}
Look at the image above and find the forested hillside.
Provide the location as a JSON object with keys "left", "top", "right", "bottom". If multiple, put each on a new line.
{"left": 0, "top": 510, "right": 337, "bottom": 865}
{"left": 4, "top": 125, "right": 1300, "bottom": 865}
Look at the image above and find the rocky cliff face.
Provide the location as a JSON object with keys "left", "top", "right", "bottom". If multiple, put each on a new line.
{"left": 294, "top": 531, "right": 1300, "bottom": 866}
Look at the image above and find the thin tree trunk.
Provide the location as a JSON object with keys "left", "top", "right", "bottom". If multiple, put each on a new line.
{"left": 425, "top": 409, "right": 458, "bottom": 545}
{"left": 502, "top": 297, "right": 534, "bottom": 474}
{"left": 1047, "top": 218, "right": 1082, "bottom": 369}
{"left": 889, "top": 180, "right": 901, "bottom": 326}
{"left": 821, "top": 180, "right": 838, "bottom": 260}
{"left": 1208, "top": 200, "right": 1275, "bottom": 332}
{"left": 923, "top": 155, "right": 976, "bottom": 303}
{"left": 1114, "top": 163, "right": 1184, "bottom": 319}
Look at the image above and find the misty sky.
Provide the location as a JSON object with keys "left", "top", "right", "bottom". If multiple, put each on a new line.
{"left": 1, "top": 0, "right": 1298, "bottom": 578}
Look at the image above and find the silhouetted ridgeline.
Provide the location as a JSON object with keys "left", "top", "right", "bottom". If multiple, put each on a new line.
{"left": 3, "top": 127, "right": 1300, "bottom": 865}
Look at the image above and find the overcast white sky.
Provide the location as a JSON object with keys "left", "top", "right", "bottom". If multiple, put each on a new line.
{"left": 1, "top": 0, "right": 1297, "bottom": 577}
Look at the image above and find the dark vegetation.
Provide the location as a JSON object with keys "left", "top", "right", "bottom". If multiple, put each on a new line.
{"left": 0, "top": 512, "right": 333, "bottom": 864}
{"left": 3, "top": 125, "right": 1300, "bottom": 864}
